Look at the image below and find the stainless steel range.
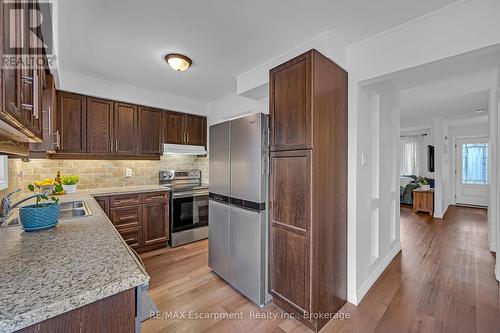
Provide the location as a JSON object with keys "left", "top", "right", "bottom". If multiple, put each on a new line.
{"left": 159, "top": 170, "right": 209, "bottom": 247}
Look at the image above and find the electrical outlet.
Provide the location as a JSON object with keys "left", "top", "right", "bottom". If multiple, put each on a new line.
{"left": 16, "top": 170, "right": 24, "bottom": 177}
{"left": 125, "top": 168, "right": 133, "bottom": 178}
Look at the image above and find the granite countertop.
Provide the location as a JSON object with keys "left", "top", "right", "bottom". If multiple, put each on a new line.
{"left": 0, "top": 185, "right": 171, "bottom": 332}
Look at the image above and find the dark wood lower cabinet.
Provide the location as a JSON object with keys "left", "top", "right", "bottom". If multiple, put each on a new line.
{"left": 142, "top": 201, "right": 169, "bottom": 246}
{"left": 95, "top": 191, "right": 170, "bottom": 253}
{"left": 18, "top": 289, "right": 136, "bottom": 333}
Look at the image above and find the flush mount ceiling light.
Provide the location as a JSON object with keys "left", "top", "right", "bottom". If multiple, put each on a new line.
{"left": 164, "top": 53, "right": 192, "bottom": 72}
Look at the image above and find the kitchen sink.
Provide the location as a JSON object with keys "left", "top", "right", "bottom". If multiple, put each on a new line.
{"left": 59, "top": 201, "right": 85, "bottom": 210}
{"left": 0, "top": 201, "right": 91, "bottom": 227}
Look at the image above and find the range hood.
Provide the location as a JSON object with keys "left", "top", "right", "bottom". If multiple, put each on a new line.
{"left": 163, "top": 144, "right": 207, "bottom": 155}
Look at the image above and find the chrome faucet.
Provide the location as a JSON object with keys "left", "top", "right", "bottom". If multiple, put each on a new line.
{"left": 0, "top": 189, "right": 39, "bottom": 223}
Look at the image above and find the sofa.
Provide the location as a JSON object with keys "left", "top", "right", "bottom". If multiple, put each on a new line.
{"left": 400, "top": 176, "right": 419, "bottom": 205}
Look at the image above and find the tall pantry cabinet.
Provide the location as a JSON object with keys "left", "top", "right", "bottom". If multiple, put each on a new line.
{"left": 268, "top": 49, "right": 347, "bottom": 331}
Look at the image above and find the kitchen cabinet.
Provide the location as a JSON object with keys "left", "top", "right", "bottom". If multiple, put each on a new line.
{"left": 95, "top": 196, "right": 109, "bottom": 216}
{"left": 142, "top": 202, "right": 169, "bottom": 246}
{"left": 163, "top": 112, "right": 206, "bottom": 147}
{"left": 270, "top": 51, "right": 311, "bottom": 151}
{"left": 138, "top": 106, "right": 162, "bottom": 155}
{"left": 0, "top": 0, "right": 44, "bottom": 142}
{"left": 17, "top": 289, "right": 136, "bottom": 333}
{"left": 96, "top": 191, "right": 170, "bottom": 253}
{"left": 51, "top": 90, "right": 206, "bottom": 159}
{"left": 114, "top": 102, "right": 137, "bottom": 154}
{"left": 30, "top": 73, "right": 58, "bottom": 153}
{"left": 269, "top": 49, "right": 347, "bottom": 332}
{"left": 163, "top": 111, "right": 185, "bottom": 144}
{"left": 56, "top": 91, "right": 87, "bottom": 153}
{"left": 185, "top": 114, "right": 205, "bottom": 146}
{"left": 86, "top": 97, "right": 113, "bottom": 154}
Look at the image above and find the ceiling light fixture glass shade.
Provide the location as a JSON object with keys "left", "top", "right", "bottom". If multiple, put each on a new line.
{"left": 165, "top": 53, "right": 192, "bottom": 72}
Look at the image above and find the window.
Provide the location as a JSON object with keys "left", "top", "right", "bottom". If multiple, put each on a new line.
{"left": 400, "top": 134, "right": 424, "bottom": 176}
{"left": 461, "top": 143, "right": 488, "bottom": 185}
{"left": 0, "top": 155, "right": 8, "bottom": 190}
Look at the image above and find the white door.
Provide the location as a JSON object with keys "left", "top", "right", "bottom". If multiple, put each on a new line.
{"left": 455, "top": 137, "right": 489, "bottom": 206}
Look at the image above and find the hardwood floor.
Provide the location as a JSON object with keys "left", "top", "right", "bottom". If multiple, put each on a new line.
{"left": 141, "top": 206, "right": 499, "bottom": 332}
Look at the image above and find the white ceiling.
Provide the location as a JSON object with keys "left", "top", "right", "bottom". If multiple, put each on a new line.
{"left": 400, "top": 90, "right": 489, "bottom": 128}
{"left": 59, "top": 0, "right": 458, "bottom": 102}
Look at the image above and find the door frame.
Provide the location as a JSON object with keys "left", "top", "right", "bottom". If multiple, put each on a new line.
{"left": 451, "top": 135, "right": 489, "bottom": 206}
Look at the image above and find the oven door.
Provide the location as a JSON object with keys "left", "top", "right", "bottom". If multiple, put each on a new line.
{"left": 171, "top": 191, "right": 209, "bottom": 233}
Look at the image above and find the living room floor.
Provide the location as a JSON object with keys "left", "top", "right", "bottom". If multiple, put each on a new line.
{"left": 141, "top": 206, "right": 499, "bottom": 332}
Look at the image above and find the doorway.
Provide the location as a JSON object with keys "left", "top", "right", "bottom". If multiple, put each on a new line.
{"left": 455, "top": 137, "right": 489, "bottom": 206}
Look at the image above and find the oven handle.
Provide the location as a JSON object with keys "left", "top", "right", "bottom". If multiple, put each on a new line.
{"left": 172, "top": 191, "right": 208, "bottom": 199}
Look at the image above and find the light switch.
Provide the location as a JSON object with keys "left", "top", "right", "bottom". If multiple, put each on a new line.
{"left": 361, "top": 153, "right": 368, "bottom": 166}
{"left": 125, "top": 168, "right": 133, "bottom": 178}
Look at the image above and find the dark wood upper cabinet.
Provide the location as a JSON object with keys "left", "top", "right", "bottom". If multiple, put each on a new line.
{"left": 163, "top": 111, "right": 185, "bottom": 144}
{"left": 269, "top": 49, "right": 347, "bottom": 332}
{"left": 142, "top": 201, "right": 169, "bottom": 246}
{"left": 56, "top": 91, "right": 87, "bottom": 153}
{"left": 138, "top": 106, "right": 162, "bottom": 155}
{"left": 30, "top": 73, "right": 57, "bottom": 153}
{"left": 114, "top": 102, "right": 137, "bottom": 154}
{"left": 86, "top": 97, "right": 113, "bottom": 154}
{"left": 163, "top": 111, "right": 206, "bottom": 147}
{"left": 0, "top": 0, "right": 44, "bottom": 142}
{"left": 47, "top": 90, "right": 206, "bottom": 158}
{"left": 270, "top": 52, "right": 311, "bottom": 151}
{"left": 185, "top": 114, "right": 205, "bottom": 146}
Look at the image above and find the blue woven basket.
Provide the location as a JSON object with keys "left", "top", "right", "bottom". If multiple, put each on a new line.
{"left": 19, "top": 203, "right": 60, "bottom": 231}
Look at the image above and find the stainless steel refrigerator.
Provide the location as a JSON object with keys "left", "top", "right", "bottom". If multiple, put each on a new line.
{"left": 208, "top": 113, "right": 272, "bottom": 306}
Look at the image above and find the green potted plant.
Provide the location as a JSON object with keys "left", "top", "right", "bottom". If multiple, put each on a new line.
{"left": 61, "top": 175, "right": 80, "bottom": 194}
{"left": 19, "top": 183, "right": 60, "bottom": 231}
{"left": 417, "top": 176, "right": 431, "bottom": 191}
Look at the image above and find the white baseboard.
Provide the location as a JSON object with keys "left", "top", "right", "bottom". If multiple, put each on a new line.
{"left": 347, "top": 289, "right": 358, "bottom": 305}
{"left": 355, "top": 243, "right": 402, "bottom": 305}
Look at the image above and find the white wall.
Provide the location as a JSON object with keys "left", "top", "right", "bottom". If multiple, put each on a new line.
{"left": 206, "top": 94, "right": 268, "bottom": 125}
{"left": 205, "top": 0, "right": 500, "bottom": 306}
{"left": 346, "top": 0, "right": 500, "bottom": 304}
{"left": 58, "top": 71, "right": 207, "bottom": 115}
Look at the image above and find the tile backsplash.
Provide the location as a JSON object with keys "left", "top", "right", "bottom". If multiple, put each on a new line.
{"left": 4, "top": 155, "right": 208, "bottom": 194}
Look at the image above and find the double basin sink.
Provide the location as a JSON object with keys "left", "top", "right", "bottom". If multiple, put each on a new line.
{"left": 3, "top": 201, "right": 91, "bottom": 227}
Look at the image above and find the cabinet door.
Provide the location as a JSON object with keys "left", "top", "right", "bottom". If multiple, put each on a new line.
{"left": 114, "top": 102, "right": 137, "bottom": 154}
{"left": 269, "top": 150, "right": 311, "bottom": 312}
{"left": 138, "top": 106, "right": 162, "bottom": 155}
{"left": 86, "top": 97, "right": 113, "bottom": 154}
{"left": 30, "top": 73, "right": 57, "bottom": 152}
{"left": 208, "top": 200, "right": 230, "bottom": 281}
{"left": 270, "top": 52, "right": 311, "bottom": 151}
{"left": 142, "top": 202, "right": 169, "bottom": 246}
{"left": 163, "top": 111, "right": 185, "bottom": 144}
{"left": 94, "top": 196, "right": 109, "bottom": 216}
{"left": 185, "top": 114, "right": 205, "bottom": 146}
{"left": 57, "top": 92, "right": 87, "bottom": 153}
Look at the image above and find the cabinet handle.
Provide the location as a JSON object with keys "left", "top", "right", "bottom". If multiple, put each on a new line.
{"left": 110, "top": 139, "right": 113, "bottom": 151}
{"left": 115, "top": 139, "right": 118, "bottom": 152}
{"left": 119, "top": 215, "right": 136, "bottom": 220}
{"left": 33, "top": 70, "right": 39, "bottom": 119}
{"left": 124, "top": 238, "right": 136, "bottom": 242}
{"left": 54, "top": 130, "right": 60, "bottom": 149}
{"left": 186, "top": 132, "right": 189, "bottom": 142}
{"left": 48, "top": 106, "right": 52, "bottom": 134}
